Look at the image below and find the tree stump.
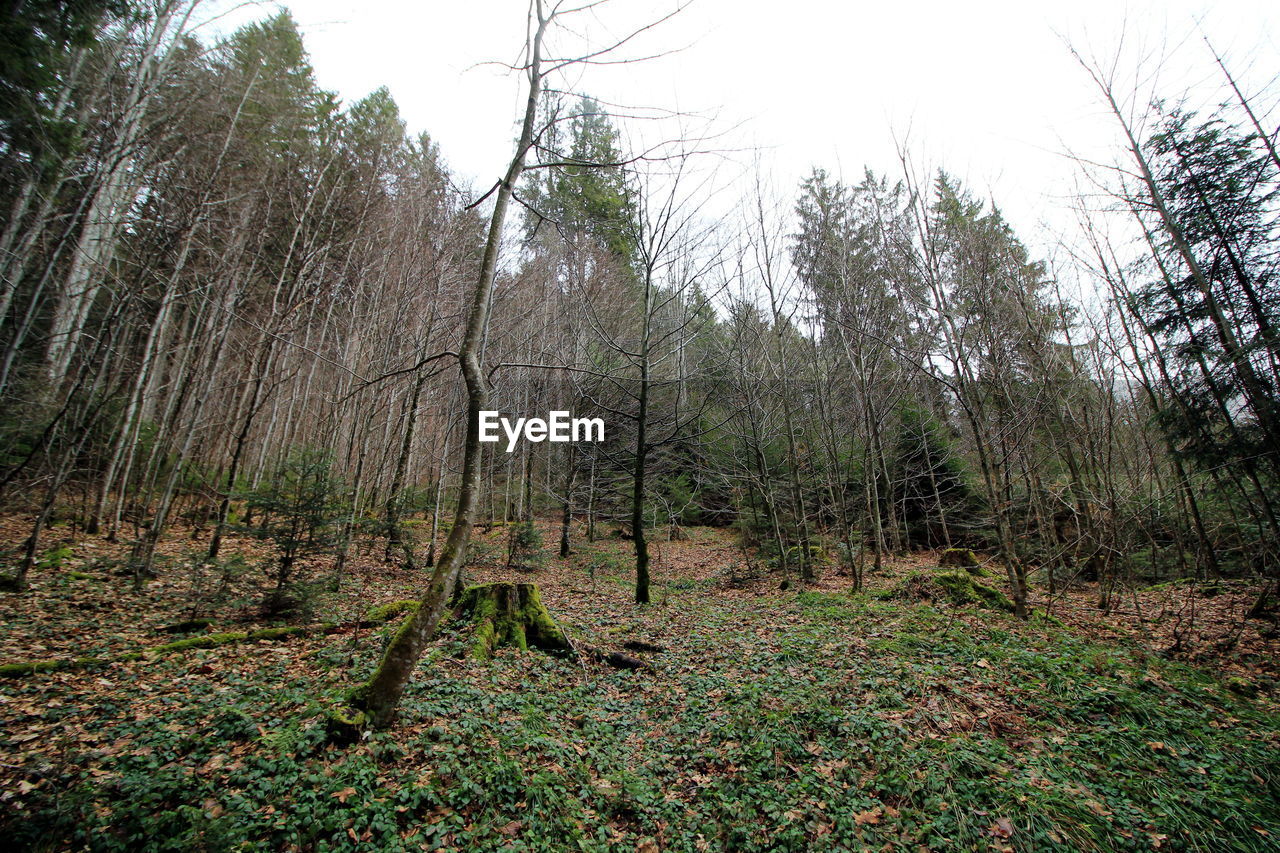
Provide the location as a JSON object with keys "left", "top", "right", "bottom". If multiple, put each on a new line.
{"left": 938, "top": 547, "right": 980, "bottom": 570}
{"left": 454, "top": 582, "right": 571, "bottom": 659}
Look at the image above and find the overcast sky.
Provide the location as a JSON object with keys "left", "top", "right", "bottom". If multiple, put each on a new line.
{"left": 200, "top": 0, "right": 1279, "bottom": 255}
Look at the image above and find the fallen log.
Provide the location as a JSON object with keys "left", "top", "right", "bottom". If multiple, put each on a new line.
{"left": 578, "top": 643, "right": 651, "bottom": 671}
{"left": 0, "top": 600, "right": 420, "bottom": 679}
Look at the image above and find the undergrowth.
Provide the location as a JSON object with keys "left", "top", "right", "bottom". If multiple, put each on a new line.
{"left": 3, "top": 590, "right": 1277, "bottom": 851}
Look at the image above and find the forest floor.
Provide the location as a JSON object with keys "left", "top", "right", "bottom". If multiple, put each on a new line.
{"left": 1, "top": 515, "right": 1279, "bottom": 851}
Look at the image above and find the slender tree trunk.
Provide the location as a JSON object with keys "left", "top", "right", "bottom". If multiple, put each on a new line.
{"left": 633, "top": 325, "right": 652, "bottom": 604}
{"left": 560, "top": 445, "right": 575, "bottom": 557}
{"left": 348, "top": 7, "right": 549, "bottom": 729}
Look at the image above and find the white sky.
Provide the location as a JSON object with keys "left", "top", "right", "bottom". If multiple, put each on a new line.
{"left": 200, "top": 0, "right": 1279, "bottom": 256}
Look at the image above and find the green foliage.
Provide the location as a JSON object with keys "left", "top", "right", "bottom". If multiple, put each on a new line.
{"left": 8, "top": 590, "right": 1280, "bottom": 851}
{"left": 654, "top": 470, "right": 716, "bottom": 527}
{"left": 0, "top": 0, "right": 130, "bottom": 171}
{"left": 893, "top": 406, "right": 982, "bottom": 548}
{"left": 1129, "top": 103, "right": 1280, "bottom": 567}
{"left": 522, "top": 94, "right": 637, "bottom": 266}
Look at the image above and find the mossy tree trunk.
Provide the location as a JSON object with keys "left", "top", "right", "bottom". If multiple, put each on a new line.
{"left": 342, "top": 5, "right": 551, "bottom": 731}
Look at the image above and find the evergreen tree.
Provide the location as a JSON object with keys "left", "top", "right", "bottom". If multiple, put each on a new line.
{"left": 522, "top": 94, "right": 636, "bottom": 266}
{"left": 0, "top": 0, "right": 130, "bottom": 175}
{"left": 1134, "top": 105, "right": 1280, "bottom": 477}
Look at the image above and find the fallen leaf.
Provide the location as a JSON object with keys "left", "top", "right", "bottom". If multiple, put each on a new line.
{"left": 1086, "top": 799, "right": 1112, "bottom": 817}
{"left": 854, "top": 806, "right": 882, "bottom": 826}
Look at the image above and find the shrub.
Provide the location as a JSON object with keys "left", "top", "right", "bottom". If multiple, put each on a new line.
{"left": 507, "top": 520, "right": 546, "bottom": 572}
{"left": 238, "top": 447, "right": 348, "bottom": 614}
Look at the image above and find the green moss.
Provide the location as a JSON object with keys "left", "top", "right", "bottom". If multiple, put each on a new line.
{"left": 519, "top": 584, "right": 569, "bottom": 651}
{"left": 0, "top": 660, "right": 55, "bottom": 677}
{"left": 458, "top": 582, "right": 570, "bottom": 660}
{"left": 938, "top": 548, "right": 989, "bottom": 576}
{"left": 67, "top": 571, "right": 93, "bottom": 581}
{"left": 247, "top": 626, "right": 307, "bottom": 641}
{"left": 939, "top": 547, "right": 978, "bottom": 567}
{"left": 472, "top": 618, "right": 497, "bottom": 659}
{"left": 368, "top": 607, "right": 422, "bottom": 676}
{"left": 152, "top": 631, "right": 249, "bottom": 654}
{"left": 0, "top": 656, "right": 107, "bottom": 677}
{"left": 37, "top": 546, "right": 73, "bottom": 570}
{"left": 889, "top": 570, "right": 1014, "bottom": 612}
{"left": 1031, "top": 610, "right": 1066, "bottom": 628}
{"left": 323, "top": 705, "right": 368, "bottom": 744}
{"left": 364, "top": 599, "right": 418, "bottom": 623}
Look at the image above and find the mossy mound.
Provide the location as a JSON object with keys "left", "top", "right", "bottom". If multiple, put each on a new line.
{"left": 938, "top": 548, "right": 987, "bottom": 576}
{"left": 888, "top": 570, "right": 1013, "bottom": 612}
{"left": 454, "top": 582, "right": 571, "bottom": 659}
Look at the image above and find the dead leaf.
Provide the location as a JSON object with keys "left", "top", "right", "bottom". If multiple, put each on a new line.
{"left": 854, "top": 806, "right": 882, "bottom": 825}
{"left": 1085, "top": 799, "right": 1112, "bottom": 817}
{"left": 331, "top": 787, "right": 356, "bottom": 803}
{"left": 987, "top": 817, "right": 1014, "bottom": 839}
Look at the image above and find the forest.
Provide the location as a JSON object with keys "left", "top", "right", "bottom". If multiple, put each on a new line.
{"left": 1, "top": 0, "right": 1279, "bottom": 850}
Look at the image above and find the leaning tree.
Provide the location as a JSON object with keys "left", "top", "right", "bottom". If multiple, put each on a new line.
{"left": 341, "top": 0, "right": 684, "bottom": 730}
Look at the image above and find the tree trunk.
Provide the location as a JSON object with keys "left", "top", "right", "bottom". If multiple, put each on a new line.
{"left": 560, "top": 445, "right": 575, "bottom": 557}
{"left": 343, "top": 5, "right": 550, "bottom": 731}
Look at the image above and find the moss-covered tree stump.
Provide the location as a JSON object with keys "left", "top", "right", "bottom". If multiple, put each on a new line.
{"left": 454, "top": 582, "right": 571, "bottom": 659}
{"left": 938, "top": 548, "right": 993, "bottom": 579}
{"left": 883, "top": 570, "right": 1014, "bottom": 613}
{"left": 939, "top": 548, "right": 981, "bottom": 571}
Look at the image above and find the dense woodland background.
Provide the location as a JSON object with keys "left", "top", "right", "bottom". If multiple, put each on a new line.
{"left": 2, "top": 2, "right": 1280, "bottom": 849}
{"left": 3, "top": 1, "right": 1277, "bottom": 614}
